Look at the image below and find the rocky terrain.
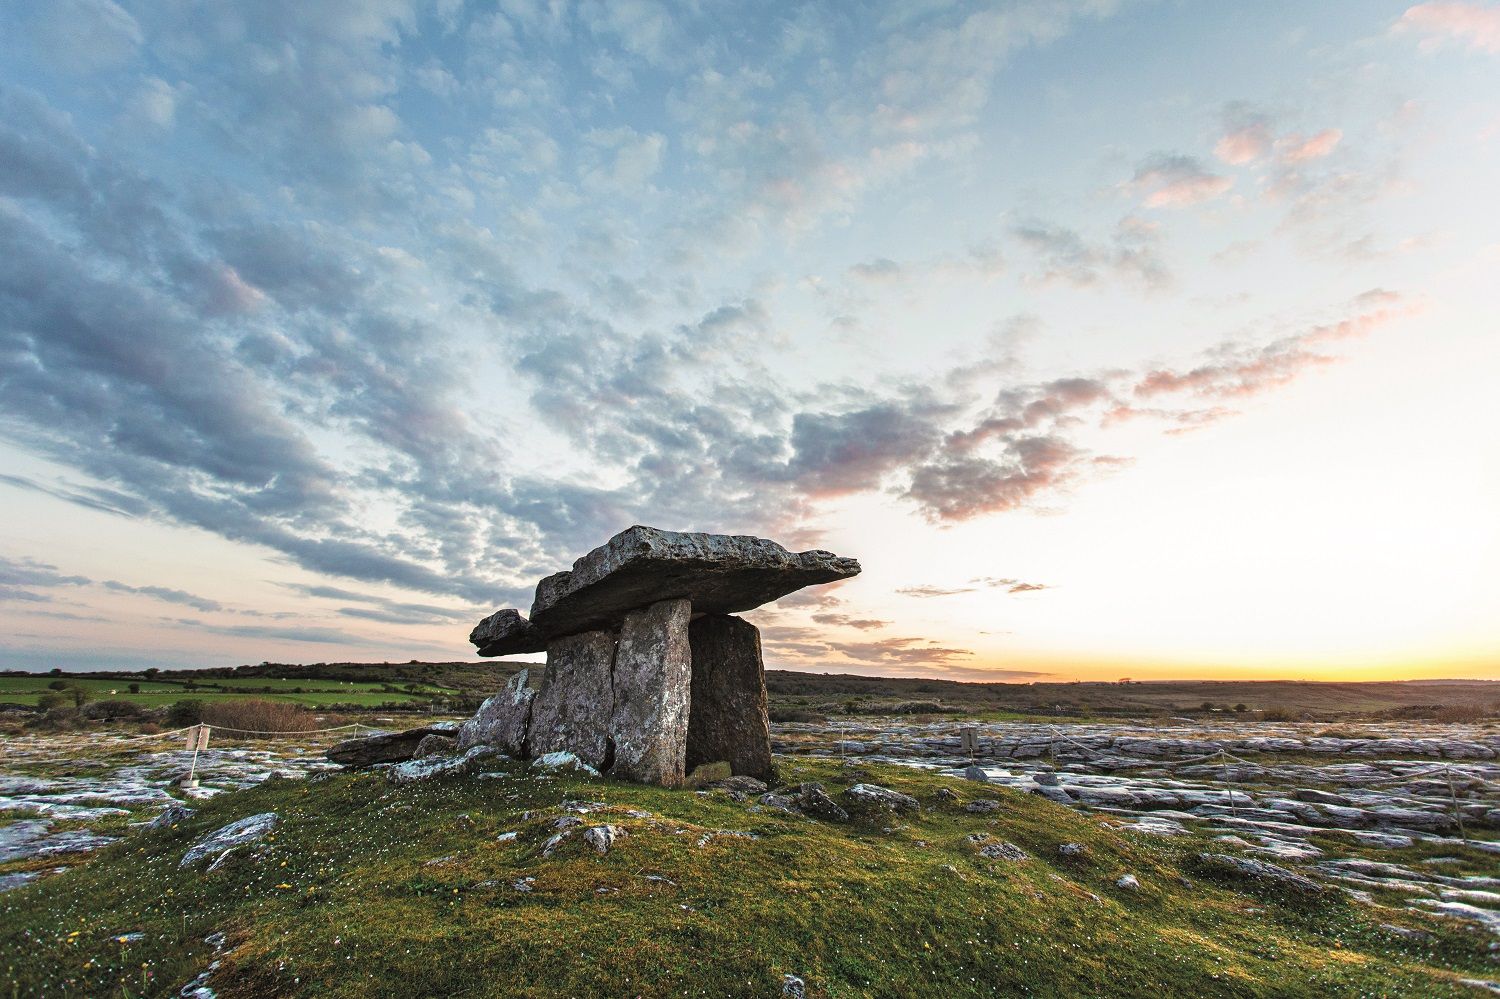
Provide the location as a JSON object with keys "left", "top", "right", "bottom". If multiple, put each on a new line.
{"left": 3, "top": 726, "right": 1498, "bottom": 997}
{"left": 777, "top": 717, "right": 1500, "bottom": 936}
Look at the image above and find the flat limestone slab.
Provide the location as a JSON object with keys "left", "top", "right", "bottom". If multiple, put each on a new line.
{"left": 527, "top": 525, "right": 859, "bottom": 637}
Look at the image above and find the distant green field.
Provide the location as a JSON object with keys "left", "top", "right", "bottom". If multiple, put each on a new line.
{"left": 0, "top": 675, "right": 455, "bottom": 708}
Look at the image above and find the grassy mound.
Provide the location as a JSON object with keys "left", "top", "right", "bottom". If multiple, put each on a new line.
{"left": 2, "top": 758, "right": 1493, "bottom": 997}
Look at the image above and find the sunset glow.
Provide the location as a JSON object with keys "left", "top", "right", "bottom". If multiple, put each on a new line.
{"left": 1, "top": 2, "right": 1497, "bottom": 681}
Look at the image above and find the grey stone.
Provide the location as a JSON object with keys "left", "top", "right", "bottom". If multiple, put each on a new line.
{"left": 414, "top": 734, "right": 457, "bottom": 759}
{"left": 583, "top": 824, "right": 627, "bottom": 855}
{"left": 1115, "top": 874, "right": 1141, "bottom": 891}
{"left": 181, "top": 813, "right": 280, "bottom": 869}
{"left": 844, "top": 783, "right": 921, "bottom": 814}
{"left": 470, "top": 607, "right": 547, "bottom": 657}
{"left": 686, "top": 614, "right": 774, "bottom": 781}
{"left": 701, "top": 775, "right": 769, "bottom": 796}
{"left": 529, "top": 632, "right": 616, "bottom": 770}
{"left": 387, "top": 746, "right": 499, "bottom": 784}
{"left": 1196, "top": 853, "right": 1325, "bottom": 894}
{"left": 784, "top": 782, "right": 849, "bottom": 822}
{"left": 327, "top": 726, "right": 455, "bottom": 768}
{"left": 527, "top": 526, "right": 860, "bottom": 637}
{"left": 456, "top": 669, "right": 536, "bottom": 756}
{"left": 609, "top": 598, "right": 693, "bottom": 786}
{"left": 965, "top": 799, "right": 1002, "bottom": 814}
{"left": 147, "top": 803, "right": 195, "bottom": 830}
{"left": 782, "top": 974, "right": 806, "bottom": 999}
{"left": 1059, "top": 842, "right": 1086, "bottom": 857}
{"left": 979, "top": 840, "right": 1029, "bottom": 861}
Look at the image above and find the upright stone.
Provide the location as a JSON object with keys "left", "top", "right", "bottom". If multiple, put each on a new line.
{"left": 528, "top": 632, "right": 616, "bottom": 770}
{"left": 687, "top": 615, "right": 773, "bottom": 782}
{"left": 610, "top": 597, "right": 692, "bottom": 786}
{"left": 456, "top": 668, "right": 536, "bottom": 756}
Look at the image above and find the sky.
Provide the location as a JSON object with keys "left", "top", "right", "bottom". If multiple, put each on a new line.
{"left": 0, "top": 1, "right": 1497, "bottom": 681}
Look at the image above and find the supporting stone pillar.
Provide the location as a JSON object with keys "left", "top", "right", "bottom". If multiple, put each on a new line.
{"left": 529, "top": 630, "right": 616, "bottom": 770}
{"left": 686, "top": 614, "right": 774, "bottom": 782}
{"left": 609, "top": 597, "right": 692, "bottom": 786}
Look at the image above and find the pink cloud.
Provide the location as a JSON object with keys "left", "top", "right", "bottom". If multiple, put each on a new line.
{"left": 1215, "top": 123, "right": 1272, "bottom": 165}
{"left": 1398, "top": 2, "right": 1500, "bottom": 53}
{"left": 1278, "top": 128, "right": 1343, "bottom": 162}
{"left": 1130, "top": 154, "right": 1233, "bottom": 208}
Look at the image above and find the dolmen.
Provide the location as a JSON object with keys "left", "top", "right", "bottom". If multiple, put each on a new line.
{"left": 460, "top": 526, "right": 859, "bottom": 786}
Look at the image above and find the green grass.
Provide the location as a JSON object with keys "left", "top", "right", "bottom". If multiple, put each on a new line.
{"left": 1, "top": 759, "right": 1492, "bottom": 998}
{"left": 0, "top": 676, "right": 454, "bottom": 709}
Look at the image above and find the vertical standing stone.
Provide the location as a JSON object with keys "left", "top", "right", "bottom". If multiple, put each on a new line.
{"left": 609, "top": 597, "right": 692, "bottom": 786}
{"left": 528, "top": 631, "right": 616, "bottom": 770}
{"left": 686, "top": 614, "right": 774, "bottom": 782}
{"left": 456, "top": 667, "right": 537, "bottom": 756}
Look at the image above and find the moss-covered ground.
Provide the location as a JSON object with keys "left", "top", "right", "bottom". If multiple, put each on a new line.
{"left": 2, "top": 757, "right": 1494, "bottom": 998}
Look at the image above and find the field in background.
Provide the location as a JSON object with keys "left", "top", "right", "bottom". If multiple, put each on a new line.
{"left": 2, "top": 661, "right": 1496, "bottom": 720}
{"left": 0, "top": 674, "right": 457, "bottom": 710}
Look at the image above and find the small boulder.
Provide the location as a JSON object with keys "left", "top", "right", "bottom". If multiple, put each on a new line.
{"left": 181, "top": 813, "right": 280, "bottom": 869}
{"left": 147, "top": 803, "right": 195, "bottom": 831}
{"left": 702, "top": 775, "right": 770, "bottom": 796}
{"left": 782, "top": 974, "right": 806, "bottom": 999}
{"left": 1115, "top": 874, "right": 1141, "bottom": 891}
{"left": 1058, "top": 842, "right": 1086, "bottom": 858}
{"left": 792, "top": 783, "right": 849, "bottom": 822}
{"left": 844, "top": 783, "right": 920, "bottom": 814}
{"left": 583, "top": 825, "right": 628, "bottom": 855}
{"left": 980, "top": 841, "right": 1030, "bottom": 862}
{"left": 532, "top": 751, "right": 600, "bottom": 776}
{"left": 965, "top": 799, "right": 1002, "bottom": 814}
{"left": 386, "top": 746, "right": 498, "bottom": 784}
{"left": 414, "top": 734, "right": 457, "bottom": 759}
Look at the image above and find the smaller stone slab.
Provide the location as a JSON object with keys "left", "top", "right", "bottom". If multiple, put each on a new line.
{"left": 470, "top": 608, "right": 546, "bottom": 657}
{"left": 456, "top": 669, "right": 536, "bottom": 756}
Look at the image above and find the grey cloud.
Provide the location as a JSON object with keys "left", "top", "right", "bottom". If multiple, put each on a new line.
{"left": 0, "top": 555, "right": 90, "bottom": 589}
{"left": 810, "top": 613, "right": 891, "bottom": 631}
{"left": 1012, "top": 217, "right": 1170, "bottom": 290}
{"left": 100, "top": 580, "right": 223, "bottom": 613}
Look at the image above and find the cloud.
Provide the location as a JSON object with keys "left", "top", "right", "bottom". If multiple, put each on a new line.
{"left": 0, "top": 555, "right": 91, "bottom": 590}
{"left": 810, "top": 613, "right": 891, "bottom": 631}
{"left": 1278, "top": 128, "right": 1343, "bottom": 163}
{"left": 1133, "top": 293, "right": 1409, "bottom": 400}
{"left": 971, "top": 577, "right": 1051, "bottom": 593}
{"left": 897, "top": 584, "right": 974, "bottom": 598}
{"left": 101, "top": 580, "right": 223, "bottom": 613}
{"left": 1012, "top": 217, "right": 1170, "bottom": 290}
{"left": 1128, "top": 154, "right": 1233, "bottom": 207}
{"left": 1397, "top": 2, "right": 1500, "bottom": 53}
{"left": 1215, "top": 107, "right": 1274, "bottom": 165}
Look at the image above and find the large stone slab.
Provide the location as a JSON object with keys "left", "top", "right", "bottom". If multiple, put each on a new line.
{"left": 528, "top": 631, "right": 616, "bottom": 770}
{"left": 470, "top": 608, "right": 547, "bottom": 657}
{"left": 456, "top": 668, "right": 536, "bottom": 756}
{"left": 609, "top": 597, "right": 692, "bottom": 786}
{"left": 527, "top": 526, "right": 859, "bottom": 637}
{"left": 686, "top": 615, "right": 774, "bottom": 782}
